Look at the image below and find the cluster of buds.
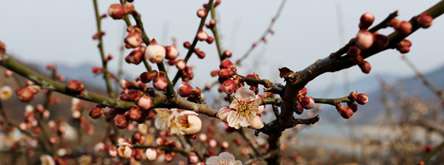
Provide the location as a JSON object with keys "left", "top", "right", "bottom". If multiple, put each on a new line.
{"left": 212, "top": 59, "right": 239, "bottom": 94}
{"left": 335, "top": 91, "right": 368, "bottom": 119}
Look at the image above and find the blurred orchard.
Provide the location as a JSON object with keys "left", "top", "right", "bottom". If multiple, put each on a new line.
{"left": 1, "top": 0, "right": 444, "bottom": 164}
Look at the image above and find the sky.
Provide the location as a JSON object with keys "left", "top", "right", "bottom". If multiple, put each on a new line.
{"left": 1, "top": 0, "right": 444, "bottom": 90}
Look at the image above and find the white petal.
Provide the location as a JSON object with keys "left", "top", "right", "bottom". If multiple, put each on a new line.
{"left": 227, "top": 111, "right": 240, "bottom": 129}
{"left": 234, "top": 87, "right": 255, "bottom": 101}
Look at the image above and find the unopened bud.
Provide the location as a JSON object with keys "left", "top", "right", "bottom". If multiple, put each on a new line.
{"left": 417, "top": 13, "right": 433, "bottom": 28}
{"left": 175, "top": 59, "right": 186, "bottom": 70}
{"left": 89, "top": 105, "right": 104, "bottom": 119}
{"left": 395, "top": 21, "right": 412, "bottom": 36}
{"left": 206, "top": 36, "right": 214, "bottom": 44}
{"left": 127, "top": 106, "right": 142, "bottom": 121}
{"left": 356, "top": 93, "right": 368, "bottom": 105}
{"left": 154, "top": 72, "right": 168, "bottom": 91}
{"left": 223, "top": 50, "right": 232, "bottom": 58}
{"left": 355, "top": 30, "right": 374, "bottom": 50}
{"left": 125, "top": 32, "right": 143, "bottom": 48}
{"left": 222, "top": 79, "right": 236, "bottom": 94}
{"left": 183, "top": 41, "right": 191, "bottom": 49}
{"left": 115, "top": 114, "right": 129, "bottom": 129}
{"left": 300, "top": 96, "right": 315, "bottom": 109}
{"left": 358, "top": 61, "right": 371, "bottom": 74}
{"left": 165, "top": 46, "right": 179, "bottom": 60}
{"left": 145, "top": 39, "right": 166, "bottom": 63}
{"left": 197, "top": 30, "right": 208, "bottom": 41}
{"left": 197, "top": 9, "right": 206, "bottom": 18}
{"left": 396, "top": 39, "right": 412, "bottom": 54}
{"left": 339, "top": 107, "right": 354, "bottom": 119}
{"left": 138, "top": 95, "right": 153, "bottom": 110}
{"left": 66, "top": 80, "right": 84, "bottom": 93}
{"left": 108, "top": 4, "right": 125, "bottom": 20}
{"left": 372, "top": 34, "right": 389, "bottom": 50}
{"left": 359, "top": 12, "right": 375, "bottom": 30}
{"left": 194, "top": 48, "right": 206, "bottom": 59}
{"left": 178, "top": 82, "right": 193, "bottom": 97}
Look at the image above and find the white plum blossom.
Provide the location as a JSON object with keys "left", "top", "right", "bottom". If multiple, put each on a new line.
{"left": 154, "top": 108, "right": 175, "bottom": 130}
{"left": 0, "top": 86, "right": 12, "bottom": 100}
{"left": 225, "top": 87, "right": 262, "bottom": 129}
{"left": 206, "top": 152, "right": 242, "bottom": 165}
{"left": 154, "top": 108, "right": 203, "bottom": 135}
{"left": 40, "top": 154, "right": 55, "bottom": 165}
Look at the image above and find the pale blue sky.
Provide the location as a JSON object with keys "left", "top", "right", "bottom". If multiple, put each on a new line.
{"left": 1, "top": 0, "right": 443, "bottom": 90}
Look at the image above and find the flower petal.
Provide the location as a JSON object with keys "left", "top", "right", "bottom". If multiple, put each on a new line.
{"left": 234, "top": 87, "right": 255, "bottom": 101}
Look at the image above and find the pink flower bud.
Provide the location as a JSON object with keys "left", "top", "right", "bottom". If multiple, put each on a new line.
{"left": 396, "top": 39, "right": 412, "bottom": 54}
{"left": 206, "top": 36, "right": 214, "bottom": 44}
{"left": 89, "top": 105, "right": 104, "bottom": 119}
{"left": 417, "top": 13, "right": 433, "bottom": 28}
{"left": 249, "top": 115, "right": 264, "bottom": 130}
{"left": 115, "top": 114, "right": 129, "bottom": 129}
{"left": 199, "top": 133, "right": 207, "bottom": 142}
{"left": 66, "top": 80, "right": 84, "bottom": 93}
{"left": 372, "top": 34, "right": 389, "bottom": 50}
{"left": 17, "top": 88, "right": 35, "bottom": 102}
{"left": 127, "top": 106, "right": 142, "bottom": 121}
{"left": 126, "top": 47, "right": 145, "bottom": 64}
{"left": 395, "top": 21, "right": 412, "bottom": 36}
{"left": 208, "top": 139, "right": 217, "bottom": 148}
{"left": 154, "top": 72, "right": 168, "bottom": 91}
{"left": 124, "top": 3, "right": 135, "bottom": 14}
{"left": 178, "top": 82, "right": 193, "bottom": 97}
{"left": 300, "top": 96, "right": 315, "bottom": 109}
{"left": 218, "top": 68, "right": 233, "bottom": 79}
{"left": 137, "top": 95, "right": 153, "bottom": 110}
{"left": 197, "top": 30, "right": 208, "bottom": 41}
{"left": 355, "top": 30, "right": 374, "bottom": 50}
{"left": 175, "top": 59, "right": 186, "bottom": 70}
{"left": 219, "top": 59, "right": 235, "bottom": 71}
{"left": 222, "top": 79, "right": 236, "bottom": 94}
{"left": 196, "top": 9, "right": 206, "bottom": 18}
{"left": 347, "top": 46, "right": 361, "bottom": 57}
{"left": 188, "top": 153, "right": 199, "bottom": 164}
{"left": 5, "top": 70, "right": 13, "bottom": 77}
{"left": 108, "top": 4, "right": 125, "bottom": 20}
{"left": 221, "top": 141, "right": 229, "bottom": 149}
{"left": 194, "top": 48, "right": 206, "bottom": 59}
{"left": 183, "top": 41, "right": 191, "bottom": 49}
{"left": 339, "top": 107, "right": 354, "bottom": 119}
{"left": 182, "top": 114, "right": 202, "bottom": 135}
{"left": 358, "top": 61, "right": 371, "bottom": 74}
{"left": 109, "top": 146, "right": 118, "bottom": 157}
{"left": 359, "top": 12, "right": 375, "bottom": 30}
{"left": 145, "top": 39, "right": 166, "bottom": 63}
{"left": 145, "top": 148, "right": 157, "bottom": 161}
{"left": 125, "top": 32, "right": 143, "bottom": 48}
{"left": 348, "top": 90, "right": 358, "bottom": 101}
{"left": 138, "top": 72, "right": 152, "bottom": 83}
{"left": 347, "top": 102, "right": 358, "bottom": 113}
{"left": 356, "top": 93, "right": 368, "bottom": 105}
{"left": 223, "top": 50, "right": 232, "bottom": 58}
{"left": 165, "top": 46, "right": 179, "bottom": 60}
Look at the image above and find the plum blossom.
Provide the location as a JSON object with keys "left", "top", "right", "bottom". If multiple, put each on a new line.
{"left": 40, "top": 154, "right": 55, "bottom": 165}
{"left": 0, "top": 86, "right": 12, "bottom": 100}
{"left": 206, "top": 152, "right": 242, "bottom": 165}
{"left": 222, "top": 87, "right": 262, "bottom": 129}
{"left": 155, "top": 108, "right": 203, "bottom": 135}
